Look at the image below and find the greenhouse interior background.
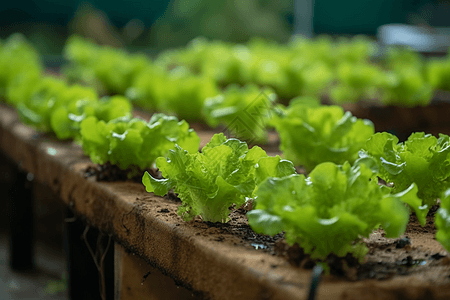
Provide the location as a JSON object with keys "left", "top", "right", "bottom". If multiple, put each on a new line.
{"left": 2, "top": 0, "right": 450, "bottom": 55}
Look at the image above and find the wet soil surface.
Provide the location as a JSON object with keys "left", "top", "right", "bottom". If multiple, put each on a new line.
{"left": 84, "top": 162, "right": 161, "bottom": 183}
{"left": 182, "top": 205, "right": 450, "bottom": 284}
{"left": 203, "top": 209, "right": 285, "bottom": 249}
{"left": 181, "top": 208, "right": 285, "bottom": 253}
{"left": 272, "top": 205, "right": 450, "bottom": 282}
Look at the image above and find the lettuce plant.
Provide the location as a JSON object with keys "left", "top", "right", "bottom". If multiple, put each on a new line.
{"left": 271, "top": 98, "right": 374, "bottom": 171}
{"left": 380, "top": 67, "right": 433, "bottom": 107}
{"left": 6, "top": 70, "right": 41, "bottom": 107}
{"left": 436, "top": 189, "right": 450, "bottom": 252}
{"left": 329, "top": 62, "right": 385, "bottom": 104}
{"left": 276, "top": 58, "right": 333, "bottom": 100}
{"left": 0, "top": 33, "right": 43, "bottom": 98}
{"left": 80, "top": 113, "right": 200, "bottom": 173}
{"left": 158, "top": 67, "right": 219, "bottom": 122}
{"left": 63, "top": 35, "right": 151, "bottom": 94}
{"left": 157, "top": 38, "right": 253, "bottom": 86}
{"left": 125, "top": 66, "right": 168, "bottom": 112}
{"left": 51, "top": 94, "right": 133, "bottom": 140}
{"left": 11, "top": 74, "right": 133, "bottom": 140}
{"left": 16, "top": 77, "right": 69, "bottom": 132}
{"left": 247, "top": 160, "right": 419, "bottom": 262}
{"left": 361, "top": 132, "right": 450, "bottom": 225}
{"left": 128, "top": 66, "right": 218, "bottom": 122}
{"left": 142, "top": 133, "right": 296, "bottom": 222}
{"left": 427, "top": 58, "right": 450, "bottom": 92}
{"left": 0, "top": 34, "right": 133, "bottom": 141}
{"left": 382, "top": 46, "right": 425, "bottom": 71}
{"left": 203, "top": 84, "right": 276, "bottom": 143}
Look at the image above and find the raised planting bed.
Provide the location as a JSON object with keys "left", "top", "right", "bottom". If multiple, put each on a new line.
{"left": 341, "top": 92, "right": 450, "bottom": 141}
{"left": 1, "top": 102, "right": 450, "bottom": 300}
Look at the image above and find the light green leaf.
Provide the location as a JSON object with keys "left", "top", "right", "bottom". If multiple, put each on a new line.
{"left": 246, "top": 209, "right": 284, "bottom": 236}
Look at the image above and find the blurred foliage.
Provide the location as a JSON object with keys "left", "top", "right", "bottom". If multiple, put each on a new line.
{"left": 150, "top": 0, "right": 294, "bottom": 49}
{"left": 3, "top": 0, "right": 450, "bottom": 57}
{"left": 0, "top": 0, "right": 293, "bottom": 56}
{"left": 69, "top": 2, "right": 125, "bottom": 48}
{"left": 68, "top": 0, "right": 294, "bottom": 50}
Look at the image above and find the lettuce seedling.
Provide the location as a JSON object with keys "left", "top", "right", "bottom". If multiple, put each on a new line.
{"left": 51, "top": 94, "right": 132, "bottom": 140}
{"left": 203, "top": 84, "right": 276, "bottom": 143}
{"left": 63, "top": 35, "right": 151, "bottom": 95}
{"left": 11, "top": 73, "right": 132, "bottom": 140}
{"left": 159, "top": 67, "right": 219, "bottom": 122}
{"left": 380, "top": 66, "right": 433, "bottom": 107}
{"left": 128, "top": 66, "right": 218, "bottom": 122}
{"left": 247, "top": 160, "right": 419, "bottom": 262}
{"left": 436, "top": 189, "right": 450, "bottom": 252}
{"left": 80, "top": 113, "right": 200, "bottom": 173}
{"left": 126, "top": 66, "right": 168, "bottom": 112}
{"left": 16, "top": 77, "right": 68, "bottom": 132}
{"left": 361, "top": 132, "right": 450, "bottom": 225}
{"left": 329, "top": 62, "right": 385, "bottom": 104}
{"left": 0, "top": 33, "right": 43, "bottom": 99}
{"left": 271, "top": 98, "right": 374, "bottom": 171}
{"left": 142, "top": 133, "right": 296, "bottom": 222}
{"left": 427, "top": 58, "right": 450, "bottom": 92}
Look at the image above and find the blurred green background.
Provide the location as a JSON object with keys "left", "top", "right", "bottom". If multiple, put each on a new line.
{"left": 0, "top": 0, "right": 293, "bottom": 55}
{"left": 1, "top": 0, "right": 447, "bottom": 56}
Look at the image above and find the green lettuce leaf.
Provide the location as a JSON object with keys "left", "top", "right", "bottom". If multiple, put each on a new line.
{"left": 142, "top": 133, "right": 296, "bottom": 222}
{"left": 63, "top": 35, "right": 151, "bottom": 95}
{"left": 0, "top": 33, "right": 43, "bottom": 101}
{"left": 202, "top": 84, "right": 276, "bottom": 143}
{"left": 362, "top": 132, "right": 450, "bottom": 224}
{"left": 271, "top": 98, "right": 374, "bottom": 171}
{"left": 12, "top": 73, "right": 132, "bottom": 140}
{"left": 80, "top": 114, "right": 200, "bottom": 172}
{"left": 51, "top": 94, "right": 132, "bottom": 140}
{"left": 247, "top": 161, "right": 416, "bottom": 261}
{"left": 436, "top": 189, "right": 450, "bottom": 252}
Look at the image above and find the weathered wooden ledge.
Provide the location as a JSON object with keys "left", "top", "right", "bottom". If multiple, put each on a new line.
{"left": 1, "top": 103, "right": 450, "bottom": 300}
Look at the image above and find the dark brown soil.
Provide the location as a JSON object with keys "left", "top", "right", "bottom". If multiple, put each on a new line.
{"left": 189, "top": 205, "right": 450, "bottom": 284}
{"left": 163, "top": 190, "right": 182, "bottom": 203}
{"left": 184, "top": 208, "right": 285, "bottom": 254}
{"left": 282, "top": 205, "right": 449, "bottom": 282}
{"left": 273, "top": 236, "right": 449, "bottom": 282}
{"left": 204, "top": 209, "right": 285, "bottom": 251}
{"left": 84, "top": 162, "right": 161, "bottom": 183}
